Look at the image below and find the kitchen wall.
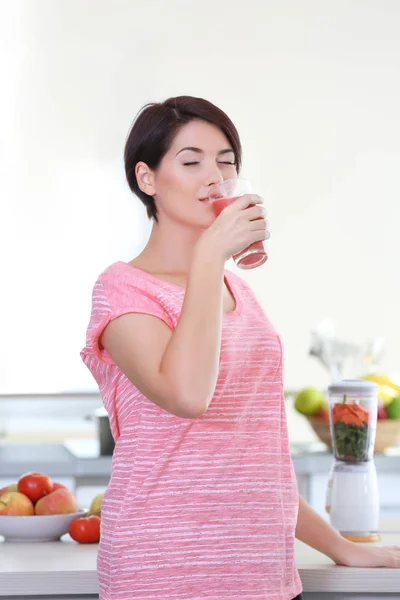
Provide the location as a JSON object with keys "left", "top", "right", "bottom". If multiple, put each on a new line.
{"left": 2, "top": 2, "right": 399, "bottom": 413}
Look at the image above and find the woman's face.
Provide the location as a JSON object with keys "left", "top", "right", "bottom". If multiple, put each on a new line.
{"left": 138, "top": 120, "right": 238, "bottom": 229}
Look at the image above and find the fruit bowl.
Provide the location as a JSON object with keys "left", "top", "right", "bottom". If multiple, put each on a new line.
{"left": 0, "top": 511, "right": 85, "bottom": 542}
{"left": 307, "top": 417, "right": 400, "bottom": 454}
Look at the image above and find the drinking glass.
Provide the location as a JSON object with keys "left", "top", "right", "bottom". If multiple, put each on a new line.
{"left": 208, "top": 178, "right": 268, "bottom": 269}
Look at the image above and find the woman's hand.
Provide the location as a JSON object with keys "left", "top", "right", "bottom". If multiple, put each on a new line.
{"left": 199, "top": 194, "right": 270, "bottom": 262}
{"left": 334, "top": 540, "right": 400, "bottom": 568}
{"left": 296, "top": 495, "right": 400, "bottom": 570}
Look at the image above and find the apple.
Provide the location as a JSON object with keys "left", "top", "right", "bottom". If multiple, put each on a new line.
{"left": 0, "top": 483, "right": 18, "bottom": 497}
{"left": 89, "top": 492, "right": 104, "bottom": 516}
{"left": 52, "top": 482, "right": 68, "bottom": 491}
{"left": 314, "top": 407, "right": 330, "bottom": 421}
{"left": 0, "top": 491, "right": 34, "bottom": 516}
{"left": 377, "top": 403, "right": 387, "bottom": 420}
{"left": 294, "top": 388, "right": 326, "bottom": 416}
{"left": 387, "top": 396, "right": 400, "bottom": 420}
{"left": 18, "top": 472, "right": 53, "bottom": 503}
{"left": 35, "top": 488, "right": 79, "bottom": 515}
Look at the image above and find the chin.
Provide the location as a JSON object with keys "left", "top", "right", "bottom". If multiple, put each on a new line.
{"left": 174, "top": 205, "right": 214, "bottom": 231}
{"left": 183, "top": 217, "right": 213, "bottom": 231}
{"left": 191, "top": 211, "right": 215, "bottom": 230}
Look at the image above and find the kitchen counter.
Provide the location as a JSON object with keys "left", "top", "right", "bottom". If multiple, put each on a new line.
{"left": 1, "top": 521, "right": 400, "bottom": 599}
{"left": 3, "top": 442, "right": 400, "bottom": 520}
{"left": 3, "top": 442, "right": 400, "bottom": 521}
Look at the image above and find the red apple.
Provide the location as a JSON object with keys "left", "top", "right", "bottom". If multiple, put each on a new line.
{"left": 52, "top": 482, "right": 68, "bottom": 491}
{"left": 314, "top": 407, "right": 330, "bottom": 421}
{"left": 18, "top": 472, "right": 53, "bottom": 503}
{"left": 35, "top": 488, "right": 79, "bottom": 515}
{"left": 0, "top": 483, "right": 18, "bottom": 497}
{"left": 378, "top": 403, "right": 387, "bottom": 420}
{"left": 0, "top": 491, "right": 34, "bottom": 516}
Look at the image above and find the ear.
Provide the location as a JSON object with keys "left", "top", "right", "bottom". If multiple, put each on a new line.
{"left": 135, "top": 162, "right": 156, "bottom": 196}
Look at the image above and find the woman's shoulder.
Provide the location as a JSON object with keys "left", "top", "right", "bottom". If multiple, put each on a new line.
{"left": 98, "top": 260, "right": 146, "bottom": 282}
{"left": 81, "top": 261, "right": 176, "bottom": 366}
{"left": 93, "top": 261, "right": 180, "bottom": 322}
{"left": 97, "top": 261, "right": 161, "bottom": 295}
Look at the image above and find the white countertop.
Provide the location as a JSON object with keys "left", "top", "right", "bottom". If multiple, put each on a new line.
{"left": 295, "top": 529, "right": 400, "bottom": 594}
{"left": 1, "top": 522, "right": 400, "bottom": 597}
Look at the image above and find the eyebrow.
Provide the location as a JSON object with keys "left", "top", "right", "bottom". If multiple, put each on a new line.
{"left": 175, "top": 146, "right": 235, "bottom": 157}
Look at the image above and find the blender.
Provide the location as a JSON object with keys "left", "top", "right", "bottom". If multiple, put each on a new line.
{"left": 325, "top": 379, "right": 380, "bottom": 542}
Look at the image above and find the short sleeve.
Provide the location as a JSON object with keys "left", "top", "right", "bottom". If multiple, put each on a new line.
{"left": 80, "top": 268, "right": 174, "bottom": 366}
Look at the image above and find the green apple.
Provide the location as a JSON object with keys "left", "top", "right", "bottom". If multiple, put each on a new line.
{"left": 386, "top": 396, "right": 400, "bottom": 420}
{"left": 294, "top": 387, "right": 326, "bottom": 416}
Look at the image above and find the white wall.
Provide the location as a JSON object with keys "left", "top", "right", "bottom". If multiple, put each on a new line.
{"left": 1, "top": 0, "right": 400, "bottom": 394}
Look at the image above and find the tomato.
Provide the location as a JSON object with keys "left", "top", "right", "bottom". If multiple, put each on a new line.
{"left": 69, "top": 515, "right": 101, "bottom": 544}
{"left": 17, "top": 472, "right": 53, "bottom": 503}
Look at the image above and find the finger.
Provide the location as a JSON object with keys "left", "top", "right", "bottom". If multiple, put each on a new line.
{"left": 252, "top": 229, "right": 270, "bottom": 243}
{"left": 249, "top": 217, "right": 269, "bottom": 232}
{"left": 245, "top": 204, "right": 266, "bottom": 221}
{"left": 251, "top": 224, "right": 271, "bottom": 239}
{"left": 251, "top": 225, "right": 271, "bottom": 240}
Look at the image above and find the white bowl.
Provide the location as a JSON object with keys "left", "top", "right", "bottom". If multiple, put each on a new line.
{"left": 0, "top": 511, "right": 86, "bottom": 542}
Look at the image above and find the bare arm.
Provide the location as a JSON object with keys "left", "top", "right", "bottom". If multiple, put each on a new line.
{"left": 295, "top": 495, "right": 347, "bottom": 563}
{"left": 101, "top": 246, "right": 225, "bottom": 418}
{"left": 101, "top": 195, "right": 267, "bottom": 419}
{"left": 296, "top": 495, "right": 400, "bottom": 568}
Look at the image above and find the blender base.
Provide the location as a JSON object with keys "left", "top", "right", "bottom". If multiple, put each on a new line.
{"left": 327, "top": 461, "right": 380, "bottom": 542}
{"left": 340, "top": 531, "right": 381, "bottom": 543}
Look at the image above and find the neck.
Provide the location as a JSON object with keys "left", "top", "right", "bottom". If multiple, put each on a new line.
{"left": 136, "top": 216, "right": 204, "bottom": 275}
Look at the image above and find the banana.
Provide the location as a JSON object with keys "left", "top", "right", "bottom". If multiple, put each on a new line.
{"left": 377, "top": 384, "right": 400, "bottom": 406}
{"left": 360, "top": 373, "right": 400, "bottom": 392}
{"left": 359, "top": 373, "right": 400, "bottom": 406}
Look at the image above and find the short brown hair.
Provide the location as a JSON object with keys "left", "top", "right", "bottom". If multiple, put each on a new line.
{"left": 124, "top": 96, "right": 242, "bottom": 221}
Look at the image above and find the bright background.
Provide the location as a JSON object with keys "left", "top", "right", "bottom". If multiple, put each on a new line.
{"left": 2, "top": 0, "right": 399, "bottom": 394}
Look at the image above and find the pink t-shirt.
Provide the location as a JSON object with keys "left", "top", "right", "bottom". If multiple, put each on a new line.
{"left": 81, "top": 261, "right": 302, "bottom": 600}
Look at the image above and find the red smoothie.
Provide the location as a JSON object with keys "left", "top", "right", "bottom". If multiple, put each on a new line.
{"left": 211, "top": 196, "right": 237, "bottom": 216}
{"left": 211, "top": 196, "right": 267, "bottom": 269}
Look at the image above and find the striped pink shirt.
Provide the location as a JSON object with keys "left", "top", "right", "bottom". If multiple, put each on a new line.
{"left": 81, "top": 261, "right": 302, "bottom": 600}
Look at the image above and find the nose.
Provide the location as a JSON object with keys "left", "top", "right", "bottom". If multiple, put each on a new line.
{"left": 205, "top": 163, "right": 224, "bottom": 188}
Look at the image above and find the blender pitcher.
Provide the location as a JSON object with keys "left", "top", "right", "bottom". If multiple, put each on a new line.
{"left": 325, "top": 379, "right": 380, "bottom": 542}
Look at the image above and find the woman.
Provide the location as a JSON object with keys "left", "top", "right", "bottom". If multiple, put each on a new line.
{"left": 81, "top": 96, "right": 399, "bottom": 600}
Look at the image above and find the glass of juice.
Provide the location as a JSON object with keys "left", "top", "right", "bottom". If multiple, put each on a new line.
{"left": 208, "top": 178, "right": 268, "bottom": 270}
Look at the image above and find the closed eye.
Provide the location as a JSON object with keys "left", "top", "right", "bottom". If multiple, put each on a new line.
{"left": 183, "top": 161, "right": 236, "bottom": 166}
